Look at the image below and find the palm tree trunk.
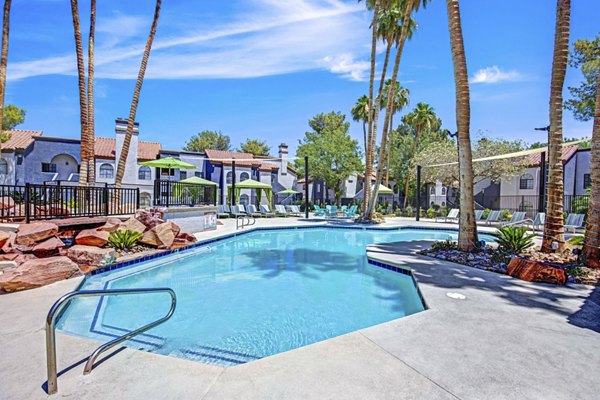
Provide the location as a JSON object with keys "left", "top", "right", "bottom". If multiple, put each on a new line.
{"left": 403, "top": 126, "right": 421, "bottom": 208}
{"left": 446, "top": 0, "right": 477, "bottom": 251}
{"left": 583, "top": 75, "right": 600, "bottom": 267}
{"left": 385, "top": 110, "right": 394, "bottom": 187}
{"left": 86, "top": 0, "right": 96, "bottom": 184}
{"left": 367, "top": 0, "right": 415, "bottom": 218}
{"left": 363, "top": 0, "right": 380, "bottom": 217}
{"left": 70, "top": 0, "right": 88, "bottom": 186}
{"left": 114, "top": 0, "right": 162, "bottom": 191}
{"left": 362, "top": 120, "right": 367, "bottom": 156}
{"left": 541, "top": 0, "right": 570, "bottom": 253}
{"left": 0, "top": 0, "right": 12, "bottom": 159}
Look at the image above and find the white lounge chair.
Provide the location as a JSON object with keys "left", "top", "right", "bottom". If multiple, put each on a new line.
{"left": 500, "top": 211, "right": 529, "bottom": 227}
{"left": 436, "top": 208, "right": 458, "bottom": 223}
{"left": 287, "top": 205, "right": 302, "bottom": 216}
{"left": 259, "top": 204, "right": 276, "bottom": 217}
{"left": 532, "top": 212, "right": 545, "bottom": 232}
{"left": 565, "top": 213, "right": 585, "bottom": 233}
{"left": 231, "top": 205, "right": 246, "bottom": 217}
{"left": 216, "top": 205, "right": 230, "bottom": 218}
{"left": 246, "top": 205, "right": 262, "bottom": 217}
{"left": 274, "top": 205, "right": 289, "bottom": 216}
{"left": 484, "top": 210, "right": 501, "bottom": 225}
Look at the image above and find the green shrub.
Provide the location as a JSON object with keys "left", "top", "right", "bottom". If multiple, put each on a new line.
{"left": 495, "top": 226, "right": 536, "bottom": 254}
{"left": 482, "top": 208, "right": 491, "bottom": 219}
{"left": 431, "top": 239, "right": 457, "bottom": 251}
{"left": 567, "top": 235, "right": 584, "bottom": 246}
{"left": 108, "top": 230, "right": 144, "bottom": 250}
{"left": 440, "top": 206, "right": 450, "bottom": 217}
{"left": 500, "top": 209, "right": 511, "bottom": 221}
{"left": 426, "top": 207, "right": 436, "bottom": 219}
{"left": 405, "top": 205, "right": 414, "bottom": 218}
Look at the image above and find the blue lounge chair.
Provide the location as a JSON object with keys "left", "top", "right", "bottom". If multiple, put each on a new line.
{"left": 532, "top": 212, "right": 545, "bottom": 232}
{"left": 313, "top": 205, "right": 326, "bottom": 216}
{"left": 484, "top": 210, "right": 501, "bottom": 225}
{"left": 565, "top": 213, "right": 585, "bottom": 233}
{"left": 500, "top": 211, "right": 529, "bottom": 227}
{"left": 259, "top": 204, "right": 276, "bottom": 217}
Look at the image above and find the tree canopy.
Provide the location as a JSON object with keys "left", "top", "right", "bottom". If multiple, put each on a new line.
{"left": 239, "top": 138, "right": 270, "bottom": 156}
{"left": 184, "top": 130, "right": 231, "bottom": 152}
{"left": 565, "top": 35, "right": 599, "bottom": 121}
{"left": 1, "top": 105, "right": 26, "bottom": 144}
{"left": 295, "top": 112, "right": 363, "bottom": 202}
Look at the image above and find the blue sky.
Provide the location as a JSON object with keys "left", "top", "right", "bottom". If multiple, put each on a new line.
{"left": 6, "top": 0, "right": 600, "bottom": 156}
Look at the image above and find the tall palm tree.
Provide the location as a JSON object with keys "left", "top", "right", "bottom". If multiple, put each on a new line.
{"left": 446, "top": 0, "right": 477, "bottom": 251}
{"left": 401, "top": 102, "right": 436, "bottom": 207}
{"left": 70, "top": 0, "right": 89, "bottom": 186}
{"left": 86, "top": 0, "right": 96, "bottom": 184}
{"left": 114, "top": 0, "right": 162, "bottom": 190}
{"left": 382, "top": 80, "right": 409, "bottom": 186}
{"left": 0, "top": 0, "right": 12, "bottom": 157}
{"left": 366, "top": 0, "right": 425, "bottom": 218}
{"left": 583, "top": 75, "right": 600, "bottom": 267}
{"left": 351, "top": 95, "right": 370, "bottom": 154}
{"left": 541, "top": 0, "right": 571, "bottom": 253}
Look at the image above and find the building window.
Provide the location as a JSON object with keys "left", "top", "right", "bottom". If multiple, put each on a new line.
{"left": 99, "top": 163, "right": 114, "bottom": 179}
{"left": 240, "top": 172, "right": 249, "bottom": 181}
{"left": 583, "top": 173, "right": 591, "bottom": 189}
{"left": 179, "top": 171, "right": 187, "bottom": 180}
{"left": 138, "top": 166, "right": 151, "bottom": 180}
{"left": 161, "top": 168, "right": 175, "bottom": 176}
{"left": 441, "top": 187, "right": 446, "bottom": 195}
{"left": 0, "top": 159, "right": 7, "bottom": 175}
{"left": 519, "top": 173, "right": 533, "bottom": 190}
{"left": 226, "top": 171, "right": 233, "bottom": 184}
{"left": 430, "top": 187, "right": 435, "bottom": 195}
{"left": 41, "top": 163, "right": 57, "bottom": 173}
{"left": 195, "top": 171, "right": 202, "bottom": 178}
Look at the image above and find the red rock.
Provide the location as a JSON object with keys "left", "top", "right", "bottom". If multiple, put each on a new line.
{"left": 16, "top": 222, "right": 59, "bottom": 245}
{"left": 119, "top": 218, "right": 146, "bottom": 234}
{"left": 67, "top": 245, "right": 116, "bottom": 266}
{"left": 75, "top": 229, "right": 109, "bottom": 247}
{"left": 136, "top": 208, "right": 165, "bottom": 230}
{"left": 0, "top": 196, "right": 15, "bottom": 209}
{"left": 0, "top": 260, "right": 18, "bottom": 272}
{"left": 507, "top": 257, "right": 567, "bottom": 285}
{"left": 0, "top": 253, "right": 19, "bottom": 261}
{"left": 0, "top": 230, "right": 10, "bottom": 248}
{"left": 1, "top": 232, "right": 16, "bottom": 253}
{"left": 0, "top": 256, "right": 80, "bottom": 292}
{"left": 176, "top": 232, "right": 196, "bottom": 243}
{"left": 32, "top": 237, "right": 65, "bottom": 257}
{"left": 98, "top": 218, "right": 123, "bottom": 233}
{"left": 139, "top": 221, "right": 179, "bottom": 248}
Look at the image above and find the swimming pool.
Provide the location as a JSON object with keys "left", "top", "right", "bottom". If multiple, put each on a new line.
{"left": 57, "top": 227, "right": 492, "bottom": 366}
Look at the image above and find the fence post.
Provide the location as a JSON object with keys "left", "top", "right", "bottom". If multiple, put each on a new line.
{"left": 416, "top": 165, "right": 421, "bottom": 221}
{"left": 166, "top": 181, "right": 170, "bottom": 208}
{"left": 104, "top": 183, "right": 109, "bottom": 216}
{"left": 24, "top": 183, "right": 31, "bottom": 223}
{"left": 304, "top": 156, "right": 309, "bottom": 218}
{"left": 136, "top": 187, "right": 140, "bottom": 210}
{"left": 538, "top": 151, "right": 546, "bottom": 214}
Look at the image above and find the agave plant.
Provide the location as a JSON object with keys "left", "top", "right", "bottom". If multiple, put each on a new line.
{"left": 495, "top": 226, "right": 536, "bottom": 254}
{"left": 108, "top": 229, "right": 143, "bottom": 250}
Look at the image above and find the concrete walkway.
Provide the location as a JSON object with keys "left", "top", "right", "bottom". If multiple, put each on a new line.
{"left": 0, "top": 218, "right": 598, "bottom": 399}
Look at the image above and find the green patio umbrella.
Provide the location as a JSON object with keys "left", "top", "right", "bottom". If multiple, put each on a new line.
{"left": 140, "top": 157, "right": 196, "bottom": 179}
{"left": 227, "top": 178, "right": 272, "bottom": 203}
{"left": 277, "top": 189, "right": 299, "bottom": 195}
{"left": 180, "top": 176, "right": 218, "bottom": 187}
{"left": 374, "top": 184, "right": 393, "bottom": 195}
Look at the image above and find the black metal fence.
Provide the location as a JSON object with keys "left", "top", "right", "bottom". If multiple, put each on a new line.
{"left": 153, "top": 180, "right": 217, "bottom": 207}
{"left": 0, "top": 183, "right": 139, "bottom": 222}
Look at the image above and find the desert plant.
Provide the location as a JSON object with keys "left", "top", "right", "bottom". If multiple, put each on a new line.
{"left": 567, "top": 235, "right": 584, "bottom": 246}
{"left": 404, "top": 205, "right": 414, "bottom": 218}
{"left": 108, "top": 229, "right": 143, "bottom": 250}
{"left": 426, "top": 207, "right": 436, "bottom": 218}
{"left": 482, "top": 208, "right": 491, "bottom": 220}
{"left": 431, "top": 239, "right": 457, "bottom": 251}
{"left": 500, "top": 209, "right": 511, "bottom": 221}
{"left": 495, "top": 226, "right": 536, "bottom": 254}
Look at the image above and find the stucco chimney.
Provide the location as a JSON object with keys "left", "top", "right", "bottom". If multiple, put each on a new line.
{"left": 114, "top": 118, "right": 140, "bottom": 184}
{"left": 278, "top": 143, "right": 288, "bottom": 174}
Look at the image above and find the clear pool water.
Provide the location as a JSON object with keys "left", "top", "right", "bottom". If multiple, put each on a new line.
{"left": 58, "top": 228, "right": 493, "bottom": 366}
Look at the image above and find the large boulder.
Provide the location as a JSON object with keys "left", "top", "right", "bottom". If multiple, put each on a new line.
{"left": 119, "top": 217, "right": 146, "bottom": 234}
{"left": 0, "top": 196, "right": 15, "bottom": 210}
{"left": 507, "top": 257, "right": 567, "bottom": 285}
{"left": 0, "top": 230, "right": 10, "bottom": 249}
{"left": 32, "top": 237, "right": 66, "bottom": 257}
{"left": 75, "top": 229, "right": 109, "bottom": 247}
{"left": 0, "top": 256, "right": 80, "bottom": 292}
{"left": 139, "top": 221, "right": 180, "bottom": 249}
{"left": 16, "top": 222, "right": 59, "bottom": 246}
{"left": 67, "top": 245, "right": 116, "bottom": 266}
{"left": 98, "top": 218, "right": 124, "bottom": 233}
{"left": 1, "top": 231, "right": 16, "bottom": 253}
{"left": 136, "top": 208, "right": 165, "bottom": 230}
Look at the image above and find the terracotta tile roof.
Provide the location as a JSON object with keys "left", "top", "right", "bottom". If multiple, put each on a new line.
{"left": 527, "top": 144, "right": 579, "bottom": 166}
{"left": 2, "top": 129, "right": 42, "bottom": 151}
{"left": 95, "top": 137, "right": 161, "bottom": 161}
{"left": 204, "top": 149, "right": 278, "bottom": 171}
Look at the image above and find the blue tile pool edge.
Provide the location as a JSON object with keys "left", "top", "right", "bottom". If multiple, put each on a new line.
{"left": 366, "top": 257, "right": 428, "bottom": 310}
{"left": 77, "top": 224, "right": 487, "bottom": 289}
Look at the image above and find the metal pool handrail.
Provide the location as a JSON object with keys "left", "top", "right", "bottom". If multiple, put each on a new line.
{"left": 45, "top": 287, "right": 177, "bottom": 395}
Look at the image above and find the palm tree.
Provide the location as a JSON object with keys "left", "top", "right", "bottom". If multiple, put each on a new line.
{"left": 541, "top": 0, "right": 571, "bottom": 253}
{"left": 583, "top": 75, "right": 600, "bottom": 267}
{"left": 445, "top": 0, "right": 477, "bottom": 251}
{"left": 86, "top": 0, "right": 96, "bottom": 184}
{"left": 114, "top": 0, "right": 162, "bottom": 190}
{"left": 351, "top": 95, "right": 370, "bottom": 154}
{"left": 381, "top": 80, "right": 409, "bottom": 186}
{"left": 401, "top": 102, "right": 436, "bottom": 207}
{"left": 70, "top": 0, "right": 89, "bottom": 186}
{"left": 0, "top": 0, "right": 12, "bottom": 157}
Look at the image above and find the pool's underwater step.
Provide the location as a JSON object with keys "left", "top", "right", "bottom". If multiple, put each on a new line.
{"left": 45, "top": 287, "right": 177, "bottom": 395}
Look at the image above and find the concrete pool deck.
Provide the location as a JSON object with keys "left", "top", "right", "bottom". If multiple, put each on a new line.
{"left": 0, "top": 217, "right": 598, "bottom": 399}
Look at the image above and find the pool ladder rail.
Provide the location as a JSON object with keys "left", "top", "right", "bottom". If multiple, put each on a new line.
{"left": 236, "top": 214, "right": 256, "bottom": 230}
{"left": 45, "top": 287, "right": 177, "bottom": 395}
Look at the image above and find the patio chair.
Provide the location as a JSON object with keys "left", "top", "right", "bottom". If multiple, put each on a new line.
{"left": 484, "top": 210, "right": 501, "bottom": 225}
{"left": 313, "top": 205, "right": 326, "bottom": 216}
{"left": 246, "top": 205, "right": 262, "bottom": 217}
{"left": 291, "top": 205, "right": 304, "bottom": 216}
{"left": 231, "top": 205, "right": 246, "bottom": 217}
{"left": 565, "top": 213, "right": 585, "bottom": 233}
{"left": 326, "top": 205, "right": 339, "bottom": 218}
{"left": 344, "top": 205, "right": 358, "bottom": 218}
{"left": 286, "top": 205, "right": 302, "bottom": 216}
{"left": 436, "top": 208, "right": 459, "bottom": 223}
{"left": 274, "top": 205, "right": 289, "bottom": 216}
{"left": 475, "top": 210, "right": 484, "bottom": 221}
{"left": 531, "top": 212, "right": 545, "bottom": 232}
{"left": 216, "top": 205, "right": 230, "bottom": 218}
{"left": 500, "top": 211, "right": 530, "bottom": 227}
{"left": 259, "top": 204, "right": 276, "bottom": 217}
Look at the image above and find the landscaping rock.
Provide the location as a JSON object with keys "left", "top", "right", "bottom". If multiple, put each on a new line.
{"left": 32, "top": 237, "right": 66, "bottom": 257}
{"left": 67, "top": 245, "right": 116, "bottom": 266}
{"left": 0, "top": 256, "right": 80, "bottom": 292}
{"left": 507, "top": 257, "right": 567, "bottom": 285}
{"left": 119, "top": 217, "right": 147, "bottom": 234}
{"left": 75, "top": 229, "right": 109, "bottom": 247}
{"left": 16, "top": 222, "right": 59, "bottom": 246}
{"left": 0, "top": 260, "right": 18, "bottom": 272}
{"left": 139, "top": 221, "right": 179, "bottom": 248}
{"left": 0, "top": 196, "right": 15, "bottom": 209}
{"left": 98, "top": 218, "right": 123, "bottom": 233}
{"left": 176, "top": 232, "right": 196, "bottom": 243}
{"left": 136, "top": 208, "right": 165, "bottom": 230}
{"left": 0, "top": 230, "right": 10, "bottom": 249}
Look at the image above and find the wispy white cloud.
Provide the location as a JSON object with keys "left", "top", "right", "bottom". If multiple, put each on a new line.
{"left": 470, "top": 66, "right": 526, "bottom": 84}
{"left": 8, "top": 0, "right": 370, "bottom": 82}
